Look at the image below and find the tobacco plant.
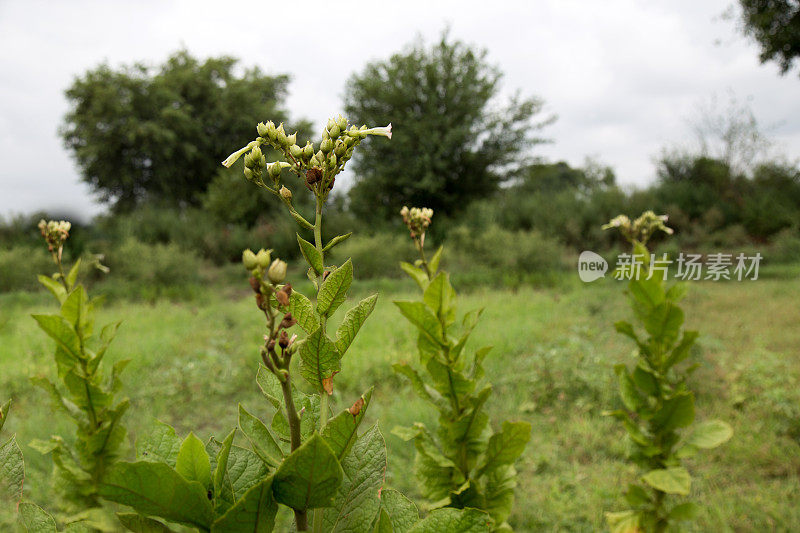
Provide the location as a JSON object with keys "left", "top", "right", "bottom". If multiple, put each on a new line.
{"left": 12, "top": 220, "right": 128, "bottom": 531}
{"left": 1, "top": 400, "right": 24, "bottom": 527}
{"left": 392, "top": 207, "right": 531, "bottom": 532}
{"left": 602, "top": 212, "right": 733, "bottom": 533}
{"left": 94, "top": 117, "right": 493, "bottom": 532}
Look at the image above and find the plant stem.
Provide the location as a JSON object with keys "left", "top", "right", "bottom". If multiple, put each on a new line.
{"left": 312, "top": 192, "right": 329, "bottom": 533}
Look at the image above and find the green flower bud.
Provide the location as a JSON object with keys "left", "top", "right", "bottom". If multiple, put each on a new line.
{"left": 329, "top": 124, "right": 340, "bottom": 139}
{"left": 290, "top": 144, "right": 303, "bottom": 159}
{"left": 327, "top": 153, "right": 337, "bottom": 169}
{"left": 269, "top": 162, "right": 283, "bottom": 180}
{"left": 257, "top": 122, "right": 269, "bottom": 137}
{"left": 279, "top": 186, "right": 292, "bottom": 201}
{"left": 337, "top": 115, "right": 347, "bottom": 131}
{"left": 287, "top": 132, "right": 297, "bottom": 145}
{"left": 303, "top": 141, "right": 314, "bottom": 160}
{"left": 321, "top": 138, "right": 334, "bottom": 154}
{"left": 243, "top": 167, "right": 255, "bottom": 182}
{"left": 334, "top": 141, "right": 346, "bottom": 157}
{"left": 242, "top": 249, "right": 258, "bottom": 270}
{"left": 327, "top": 118, "right": 336, "bottom": 131}
{"left": 256, "top": 249, "right": 271, "bottom": 269}
{"left": 268, "top": 259, "right": 288, "bottom": 283}
{"left": 265, "top": 121, "right": 277, "bottom": 141}
{"left": 276, "top": 123, "right": 287, "bottom": 146}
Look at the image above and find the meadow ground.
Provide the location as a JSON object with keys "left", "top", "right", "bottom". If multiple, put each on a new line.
{"left": 1, "top": 267, "right": 798, "bottom": 531}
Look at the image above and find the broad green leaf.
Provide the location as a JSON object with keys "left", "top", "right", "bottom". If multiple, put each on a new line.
{"left": 0, "top": 435, "right": 24, "bottom": 504}
{"left": 63, "top": 369, "right": 111, "bottom": 410}
{"left": 322, "top": 388, "right": 373, "bottom": 461}
{"left": 211, "top": 475, "right": 277, "bottom": 533}
{"left": 256, "top": 365, "right": 284, "bottom": 409}
{"left": 0, "top": 399, "right": 10, "bottom": 433}
{"left": 299, "top": 327, "right": 341, "bottom": 393}
{"left": 452, "top": 309, "right": 484, "bottom": 360}
{"left": 137, "top": 420, "right": 182, "bottom": 466}
{"left": 323, "top": 232, "right": 352, "bottom": 252}
{"left": 100, "top": 461, "right": 214, "bottom": 529}
{"left": 393, "top": 301, "right": 443, "bottom": 345}
{"left": 652, "top": 393, "right": 695, "bottom": 432}
{"left": 38, "top": 274, "right": 67, "bottom": 303}
{"left": 226, "top": 445, "right": 269, "bottom": 501}
{"left": 377, "top": 489, "right": 419, "bottom": 533}
{"left": 31, "top": 376, "right": 82, "bottom": 421}
{"left": 66, "top": 258, "right": 82, "bottom": 288}
{"left": 17, "top": 502, "right": 57, "bottom": 532}
{"left": 428, "top": 245, "right": 444, "bottom": 275}
{"left": 685, "top": 420, "right": 733, "bottom": 449}
{"left": 238, "top": 404, "right": 283, "bottom": 467}
{"left": 641, "top": 466, "right": 691, "bottom": 495}
{"left": 317, "top": 259, "right": 353, "bottom": 317}
{"left": 605, "top": 510, "right": 641, "bottom": 533}
{"left": 273, "top": 433, "right": 343, "bottom": 510}
{"left": 61, "top": 285, "right": 91, "bottom": 335}
{"left": 213, "top": 428, "right": 236, "bottom": 509}
{"left": 289, "top": 291, "right": 319, "bottom": 334}
{"left": 476, "top": 421, "right": 531, "bottom": 477}
{"left": 297, "top": 234, "right": 324, "bottom": 275}
{"left": 392, "top": 363, "right": 446, "bottom": 410}
{"left": 399, "top": 262, "right": 428, "bottom": 289}
{"left": 664, "top": 330, "right": 699, "bottom": 370}
{"left": 643, "top": 303, "right": 684, "bottom": 346}
{"left": 448, "top": 386, "right": 492, "bottom": 470}
{"left": 614, "top": 365, "right": 642, "bottom": 412}
{"left": 424, "top": 272, "right": 456, "bottom": 325}
{"left": 408, "top": 507, "right": 492, "bottom": 532}
{"left": 667, "top": 502, "right": 701, "bottom": 521}
{"left": 175, "top": 432, "right": 212, "bottom": 488}
{"left": 116, "top": 513, "right": 174, "bottom": 532}
{"left": 483, "top": 464, "right": 517, "bottom": 526}
{"left": 335, "top": 294, "right": 378, "bottom": 355}
{"left": 632, "top": 365, "right": 659, "bottom": 396}
{"left": 32, "top": 314, "right": 82, "bottom": 361}
{"left": 623, "top": 484, "right": 651, "bottom": 506}
{"left": 665, "top": 281, "right": 688, "bottom": 302}
{"left": 425, "top": 358, "right": 473, "bottom": 399}
{"left": 373, "top": 509, "right": 393, "bottom": 533}
{"left": 323, "top": 424, "right": 386, "bottom": 532}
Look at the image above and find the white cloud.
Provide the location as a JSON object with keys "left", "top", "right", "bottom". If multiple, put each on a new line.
{"left": 0, "top": 0, "right": 798, "bottom": 219}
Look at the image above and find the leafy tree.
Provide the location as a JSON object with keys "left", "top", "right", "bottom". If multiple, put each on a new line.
{"left": 61, "top": 50, "right": 296, "bottom": 211}
{"left": 738, "top": 0, "right": 800, "bottom": 76}
{"left": 344, "top": 33, "right": 553, "bottom": 221}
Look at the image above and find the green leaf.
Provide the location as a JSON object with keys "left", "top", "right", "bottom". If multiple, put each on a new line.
{"left": 335, "top": 294, "right": 378, "bottom": 355}
{"left": 0, "top": 398, "right": 10, "bottom": 433}
{"left": 323, "top": 232, "right": 352, "bottom": 252}
{"left": 17, "top": 502, "right": 58, "bottom": 532}
{"left": 273, "top": 433, "right": 343, "bottom": 510}
{"left": 408, "top": 507, "right": 492, "bottom": 532}
{"left": 392, "top": 363, "right": 446, "bottom": 411}
{"left": 175, "top": 432, "right": 212, "bottom": 488}
{"left": 317, "top": 259, "right": 353, "bottom": 317}
{"left": 61, "top": 284, "right": 91, "bottom": 334}
{"left": 424, "top": 272, "right": 456, "bottom": 325}
{"left": 393, "top": 301, "right": 443, "bottom": 345}
{"left": 664, "top": 330, "right": 699, "bottom": 370}
{"left": 0, "top": 435, "right": 24, "bottom": 505}
{"left": 299, "top": 327, "right": 342, "bottom": 393}
{"left": 482, "top": 464, "right": 517, "bottom": 526}
{"left": 256, "top": 365, "right": 283, "bottom": 409}
{"left": 667, "top": 502, "right": 701, "bottom": 521}
{"left": 376, "top": 489, "right": 419, "bottom": 533}
{"left": 643, "top": 302, "right": 684, "bottom": 346}
{"left": 428, "top": 246, "right": 444, "bottom": 275}
{"left": 605, "top": 510, "right": 641, "bottom": 533}
{"left": 238, "top": 404, "right": 283, "bottom": 467}
{"left": 323, "top": 424, "right": 387, "bottom": 532}
{"left": 99, "top": 461, "right": 214, "bottom": 529}
{"left": 211, "top": 475, "right": 278, "bottom": 533}
{"left": 476, "top": 421, "right": 531, "bottom": 477}
{"left": 685, "top": 420, "right": 733, "bottom": 449}
{"left": 400, "top": 262, "right": 428, "bottom": 290}
{"left": 297, "top": 234, "right": 324, "bottom": 275}
{"left": 322, "top": 388, "right": 373, "bottom": 461}
{"left": 213, "top": 428, "right": 236, "bottom": 509}
{"left": 38, "top": 275, "right": 67, "bottom": 303}
{"left": 227, "top": 445, "right": 269, "bottom": 501}
{"left": 641, "top": 467, "right": 691, "bottom": 495}
{"left": 137, "top": 420, "right": 182, "bottom": 466}
{"left": 289, "top": 291, "right": 319, "bottom": 334}
{"left": 116, "top": 513, "right": 174, "bottom": 532}
{"left": 66, "top": 258, "right": 82, "bottom": 288}
{"left": 652, "top": 393, "right": 695, "bottom": 432}
{"left": 614, "top": 365, "right": 643, "bottom": 412}
{"left": 32, "top": 314, "right": 82, "bottom": 361}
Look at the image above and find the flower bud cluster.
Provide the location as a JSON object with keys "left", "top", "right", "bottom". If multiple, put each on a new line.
{"left": 38, "top": 219, "right": 71, "bottom": 252}
{"left": 223, "top": 115, "right": 392, "bottom": 200}
{"left": 400, "top": 206, "right": 434, "bottom": 240}
{"left": 602, "top": 210, "right": 673, "bottom": 244}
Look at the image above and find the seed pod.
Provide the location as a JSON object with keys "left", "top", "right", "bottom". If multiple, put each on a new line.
{"left": 305, "top": 167, "right": 322, "bottom": 185}
{"left": 282, "top": 283, "right": 292, "bottom": 297}
{"left": 267, "top": 339, "right": 276, "bottom": 352}
{"left": 268, "top": 259, "right": 288, "bottom": 284}
{"left": 329, "top": 124, "right": 340, "bottom": 139}
{"left": 279, "top": 312, "right": 296, "bottom": 329}
{"left": 278, "top": 330, "right": 289, "bottom": 348}
{"left": 257, "top": 122, "right": 269, "bottom": 137}
{"left": 279, "top": 186, "right": 292, "bottom": 201}
{"left": 320, "top": 138, "right": 334, "bottom": 154}
{"left": 290, "top": 144, "right": 302, "bottom": 159}
{"left": 334, "top": 141, "right": 346, "bottom": 157}
{"left": 337, "top": 115, "right": 347, "bottom": 131}
{"left": 255, "top": 293, "right": 268, "bottom": 310}
{"left": 302, "top": 142, "right": 314, "bottom": 161}
{"left": 275, "top": 289, "right": 289, "bottom": 307}
{"left": 269, "top": 162, "right": 282, "bottom": 180}
{"left": 256, "top": 249, "right": 271, "bottom": 269}
{"left": 242, "top": 249, "right": 258, "bottom": 270}
{"left": 287, "top": 132, "right": 297, "bottom": 146}
{"left": 248, "top": 276, "right": 260, "bottom": 293}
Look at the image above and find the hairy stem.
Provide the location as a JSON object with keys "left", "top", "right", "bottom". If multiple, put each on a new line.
{"left": 312, "top": 192, "right": 329, "bottom": 533}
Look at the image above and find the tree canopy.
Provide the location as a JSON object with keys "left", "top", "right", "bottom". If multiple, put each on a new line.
{"left": 343, "top": 33, "right": 553, "bottom": 221}
{"left": 739, "top": 0, "right": 800, "bottom": 76}
{"left": 61, "top": 50, "right": 295, "bottom": 211}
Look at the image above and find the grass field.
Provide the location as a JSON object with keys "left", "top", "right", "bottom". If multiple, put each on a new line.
{"left": 1, "top": 270, "right": 799, "bottom": 531}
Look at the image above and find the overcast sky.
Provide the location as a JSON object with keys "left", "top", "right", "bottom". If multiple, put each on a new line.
{"left": 1, "top": 0, "right": 798, "bottom": 220}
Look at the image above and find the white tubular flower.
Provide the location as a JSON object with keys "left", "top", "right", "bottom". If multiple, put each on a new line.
{"left": 221, "top": 140, "right": 261, "bottom": 168}
{"left": 362, "top": 123, "right": 392, "bottom": 140}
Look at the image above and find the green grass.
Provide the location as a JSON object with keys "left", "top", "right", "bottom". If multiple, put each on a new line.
{"left": 1, "top": 272, "right": 799, "bottom": 531}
